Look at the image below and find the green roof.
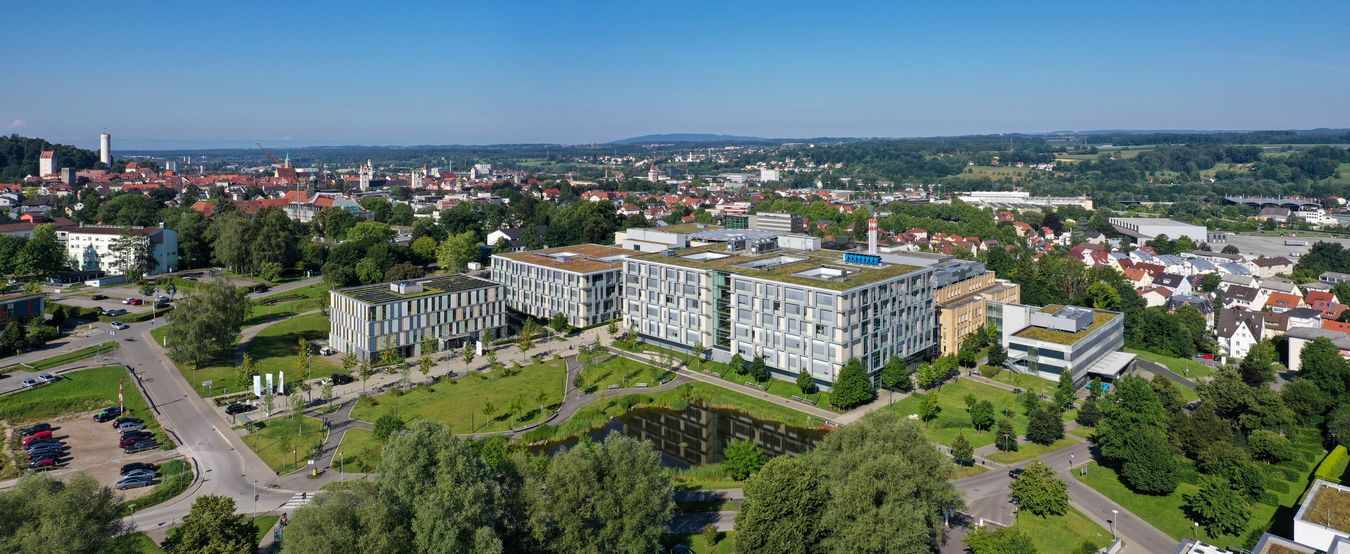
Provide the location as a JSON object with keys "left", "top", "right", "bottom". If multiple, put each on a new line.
{"left": 632, "top": 244, "right": 926, "bottom": 291}
{"left": 1013, "top": 307, "right": 1119, "bottom": 345}
{"left": 335, "top": 275, "right": 496, "bottom": 304}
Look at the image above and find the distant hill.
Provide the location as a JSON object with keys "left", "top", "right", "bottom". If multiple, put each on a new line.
{"left": 0, "top": 135, "right": 102, "bottom": 181}
{"left": 609, "top": 133, "right": 774, "bottom": 145}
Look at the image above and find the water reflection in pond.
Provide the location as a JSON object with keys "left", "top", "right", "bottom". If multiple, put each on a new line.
{"left": 540, "top": 403, "right": 827, "bottom": 468}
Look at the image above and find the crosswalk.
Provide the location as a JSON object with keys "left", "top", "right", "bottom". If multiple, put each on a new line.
{"left": 278, "top": 492, "right": 314, "bottom": 511}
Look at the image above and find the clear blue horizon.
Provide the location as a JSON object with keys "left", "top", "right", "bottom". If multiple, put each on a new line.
{"left": 3, "top": 1, "right": 1349, "bottom": 150}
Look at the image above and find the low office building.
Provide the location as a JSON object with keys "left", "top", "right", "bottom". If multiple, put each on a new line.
{"left": 753, "top": 212, "right": 804, "bottom": 234}
{"left": 623, "top": 239, "right": 936, "bottom": 388}
{"left": 1292, "top": 480, "right": 1350, "bottom": 552}
{"left": 0, "top": 292, "right": 45, "bottom": 324}
{"left": 994, "top": 303, "right": 1129, "bottom": 386}
{"left": 490, "top": 244, "right": 631, "bottom": 328}
{"left": 933, "top": 261, "right": 1020, "bottom": 355}
{"left": 329, "top": 275, "right": 504, "bottom": 363}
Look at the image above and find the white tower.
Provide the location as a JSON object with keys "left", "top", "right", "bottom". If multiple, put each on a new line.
{"left": 358, "top": 160, "right": 373, "bottom": 191}
{"left": 868, "top": 217, "right": 878, "bottom": 254}
{"left": 99, "top": 133, "right": 111, "bottom": 166}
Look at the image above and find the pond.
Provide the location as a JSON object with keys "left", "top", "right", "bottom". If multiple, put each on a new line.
{"left": 539, "top": 402, "right": 827, "bottom": 468}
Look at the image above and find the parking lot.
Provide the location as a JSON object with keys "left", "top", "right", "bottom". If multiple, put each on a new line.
{"left": 1224, "top": 233, "right": 1350, "bottom": 259}
{"left": 6, "top": 411, "right": 175, "bottom": 500}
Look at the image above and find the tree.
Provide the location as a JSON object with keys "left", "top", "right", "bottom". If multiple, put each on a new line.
{"left": 373, "top": 414, "right": 405, "bottom": 442}
{"left": 16, "top": 224, "right": 66, "bottom": 275}
{"left": 1184, "top": 477, "right": 1250, "bottom": 537}
{"left": 358, "top": 362, "right": 375, "bottom": 395}
{"left": 1026, "top": 407, "right": 1065, "bottom": 446}
{"left": 730, "top": 353, "right": 746, "bottom": 375}
{"left": 830, "top": 358, "right": 875, "bottom": 409}
{"left": 261, "top": 392, "right": 275, "bottom": 416}
{"left": 518, "top": 319, "right": 538, "bottom": 352}
{"left": 341, "top": 352, "right": 357, "bottom": 377}
{"left": 606, "top": 320, "right": 619, "bottom": 341}
{"left": 548, "top": 312, "right": 568, "bottom": 333}
{"left": 1085, "top": 281, "right": 1121, "bottom": 310}
{"left": 1076, "top": 398, "right": 1102, "bottom": 427}
{"left": 1009, "top": 461, "right": 1068, "bottom": 516}
{"left": 724, "top": 439, "right": 768, "bottom": 480}
{"left": 970, "top": 400, "right": 996, "bottom": 430}
{"left": 879, "top": 356, "right": 910, "bottom": 390}
{"left": 1199, "top": 272, "right": 1222, "bottom": 293}
{"left": 162, "top": 495, "right": 258, "bottom": 554}
{"left": 1240, "top": 339, "right": 1278, "bottom": 386}
{"left": 1054, "top": 371, "right": 1076, "bottom": 410}
{"left": 462, "top": 341, "right": 476, "bottom": 373}
{"left": 987, "top": 344, "right": 1007, "bottom": 368}
{"left": 297, "top": 338, "right": 313, "bottom": 401}
{"left": 951, "top": 433, "right": 974, "bottom": 466}
{"left": 321, "top": 381, "right": 334, "bottom": 406}
{"left": 996, "top": 419, "right": 1018, "bottom": 452}
{"left": 965, "top": 526, "right": 1037, "bottom": 554}
{"left": 165, "top": 278, "right": 251, "bottom": 370}
{"left": 796, "top": 368, "right": 816, "bottom": 394}
{"left": 1119, "top": 426, "right": 1182, "bottom": 495}
{"left": 233, "top": 354, "right": 257, "bottom": 395}
{"left": 436, "top": 230, "right": 483, "bottom": 273}
{"left": 1221, "top": 245, "right": 1240, "bottom": 255}
{"left": 736, "top": 456, "right": 829, "bottom": 554}
{"left": 527, "top": 434, "right": 673, "bottom": 553}
{"left": 0, "top": 474, "right": 133, "bottom": 552}
{"left": 1299, "top": 336, "right": 1350, "bottom": 399}
{"left": 1282, "top": 378, "right": 1329, "bottom": 420}
{"left": 1248, "top": 429, "right": 1294, "bottom": 462}
{"left": 918, "top": 392, "right": 941, "bottom": 423}
{"left": 749, "top": 355, "right": 769, "bottom": 382}
{"left": 410, "top": 235, "right": 438, "bottom": 265}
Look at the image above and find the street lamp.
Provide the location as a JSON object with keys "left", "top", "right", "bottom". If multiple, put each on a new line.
{"left": 1110, "top": 509, "right": 1119, "bottom": 539}
{"left": 1193, "top": 521, "right": 1199, "bottom": 540}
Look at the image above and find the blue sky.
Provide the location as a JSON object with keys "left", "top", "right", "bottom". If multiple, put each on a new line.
{"left": 3, "top": 1, "right": 1348, "bottom": 149}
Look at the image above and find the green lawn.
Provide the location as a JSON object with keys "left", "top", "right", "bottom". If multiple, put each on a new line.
{"left": 242, "top": 415, "right": 327, "bottom": 474}
{"left": 762, "top": 377, "right": 836, "bottom": 412}
{"left": 252, "top": 515, "right": 280, "bottom": 543}
{"left": 1127, "top": 348, "right": 1214, "bottom": 382}
{"left": 121, "top": 459, "right": 193, "bottom": 514}
{"left": 578, "top": 354, "right": 672, "bottom": 391}
{"left": 244, "top": 283, "right": 331, "bottom": 326}
{"left": 986, "top": 437, "right": 1079, "bottom": 465}
{"left": 1014, "top": 507, "right": 1111, "bottom": 554}
{"left": 1068, "top": 426, "right": 1096, "bottom": 440}
{"left": 668, "top": 531, "right": 737, "bottom": 553}
{"left": 887, "top": 379, "right": 1066, "bottom": 448}
{"left": 165, "top": 313, "right": 336, "bottom": 397}
{"left": 951, "top": 464, "right": 990, "bottom": 480}
{"left": 0, "top": 341, "right": 120, "bottom": 374}
{"left": 985, "top": 370, "right": 1057, "bottom": 396}
{"left": 333, "top": 428, "right": 382, "bottom": 473}
{"left": 0, "top": 365, "right": 171, "bottom": 449}
{"left": 351, "top": 359, "right": 566, "bottom": 433}
{"left": 616, "top": 340, "right": 837, "bottom": 410}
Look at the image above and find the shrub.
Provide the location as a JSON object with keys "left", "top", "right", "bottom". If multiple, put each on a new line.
{"left": 978, "top": 365, "right": 1002, "bottom": 378}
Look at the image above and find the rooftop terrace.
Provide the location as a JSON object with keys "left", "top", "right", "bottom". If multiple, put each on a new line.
{"left": 493, "top": 243, "right": 632, "bottom": 273}
{"left": 1301, "top": 480, "right": 1350, "bottom": 532}
{"left": 632, "top": 243, "right": 926, "bottom": 291}
{"left": 1014, "top": 305, "right": 1119, "bottom": 345}
{"left": 335, "top": 274, "right": 497, "bottom": 304}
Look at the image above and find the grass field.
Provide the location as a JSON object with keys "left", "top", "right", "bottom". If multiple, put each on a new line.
{"left": 986, "top": 370, "right": 1056, "bottom": 396}
{"left": 1014, "top": 507, "right": 1111, "bottom": 554}
{"left": 668, "top": 531, "right": 737, "bottom": 553}
{"left": 957, "top": 165, "right": 1035, "bottom": 181}
{"left": 671, "top": 463, "right": 740, "bottom": 491}
{"left": 1127, "top": 348, "right": 1214, "bottom": 381}
{"left": 167, "top": 313, "right": 336, "bottom": 397}
{"left": 241, "top": 415, "right": 327, "bottom": 474}
{"left": 0, "top": 365, "right": 170, "bottom": 448}
{"left": 1075, "top": 428, "right": 1326, "bottom": 548}
{"left": 578, "top": 354, "right": 672, "bottom": 391}
{"left": 0, "top": 341, "right": 119, "bottom": 374}
{"left": 986, "top": 437, "right": 1078, "bottom": 465}
{"left": 333, "top": 428, "right": 381, "bottom": 473}
{"left": 616, "top": 341, "right": 837, "bottom": 410}
{"left": 245, "top": 283, "right": 330, "bottom": 326}
{"left": 886, "top": 378, "right": 1069, "bottom": 448}
{"left": 351, "top": 359, "right": 566, "bottom": 433}
{"left": 1331, "top": 162, "right": 1350, "bottom": 186}
{"left": 951, "top": 464, "right": 990, "bottom": 480}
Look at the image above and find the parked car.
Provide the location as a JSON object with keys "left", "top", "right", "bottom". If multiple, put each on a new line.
{"left": 128, "top": 298, "right": 143, "bottom": 306}
{"left": 22, "top": 433, "right": 53, "bottom": 447}
{"left": 124, "top": 440, "right": 159, "bottom": 454}
{"left": 114, "top": 417, "right": 143, "bottom": 427}
{"left": 26, "top": 442, "right": 66, "bottom": 455}
{"left": 1008, "top": 468, "right": 1025, "bottom": 479}
{"left": 319, "top": 347, "right": 336, "bottom": 356}
{"left": 120, "top": 469, "right": 157, "bottom": 481}
{"left": 20, "top": 422, "right": 51, "bottom": 436}
{"left": 110, "top": 321, "right": 129, "bottom": 330}
{"left": 115, "top": 476, "right": 155, "bottom": 490}
{"left": 225, "top": 403, "right": 255, "bottom": 415}
{"left": 121, "top": 462, "right": 158, "bottom": 475}
{"left": 37, "top": 372, "right": 58, "bottom": 383}
{"left": 102, "top": 308, "right": 127, "bottom": 316}
{"left": 119, "top": 434, "right": 153, "bottom": 448}
{"left": 121, "top": 298, "right": 133, "bottom": 305}
{"left": 28, "top": 458, "right": 58, "bottom": 472}
{"left": 93, "top": 407, "right": 125, "bottom": 422}
{"left": 156, "top": 295, "right": 170, "bottom": 303}
{"left": 24, "top": 438, "right": 62, "bottom": 451}
{"left": 21, "top": 378, "right": 41, "bottom": 389}
{"left": 115, "top": 421, "right": 145, "bottom": 432}
{"left": 329, "top": 373, "right": 354, "bottom": 385}
{"left": 91, "top": 294, "right": 107, "bottom": 301}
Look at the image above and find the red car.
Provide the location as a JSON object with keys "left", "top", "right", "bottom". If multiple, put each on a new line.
{"left": 28, "top": 458, "right": 58, "bottom": 472}
{"left": 128, "top": 298, "right": 143, "bottom": 306}
{"left": 22, "top": 430, "right": 53, "bottom": 445}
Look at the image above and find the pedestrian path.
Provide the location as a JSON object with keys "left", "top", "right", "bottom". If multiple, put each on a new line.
{"left": 278, "top": 492, "right": 314, "bottom": 512}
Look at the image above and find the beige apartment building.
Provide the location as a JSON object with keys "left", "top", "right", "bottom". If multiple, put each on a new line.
{"left": 934, "top": 263, "right": 1020, "bottom": 355}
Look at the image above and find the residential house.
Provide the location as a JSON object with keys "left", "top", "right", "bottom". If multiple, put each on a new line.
{"left": 1152, "top": 273, "right": 1192, "bottom": 295}
{"left": 1265, "top": 292, "right": 1305, "bottom": 313}
{"left": 1252, "top": 256, "right": 1295, "bottom": 278}
{"left": 1138, "top": 286, "right": 1172, "bottom": 308}
{"left": 1216, "top": 308, "right": 1265, "bottom": 362}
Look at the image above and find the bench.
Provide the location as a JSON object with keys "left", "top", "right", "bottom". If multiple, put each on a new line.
{"left": 635, "top": 382, "right": 648, "bottom": 388}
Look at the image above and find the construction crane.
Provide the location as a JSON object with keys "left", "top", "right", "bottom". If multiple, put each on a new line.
{"left": 256, "top": 142, "right": 283, "bottom": 167}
